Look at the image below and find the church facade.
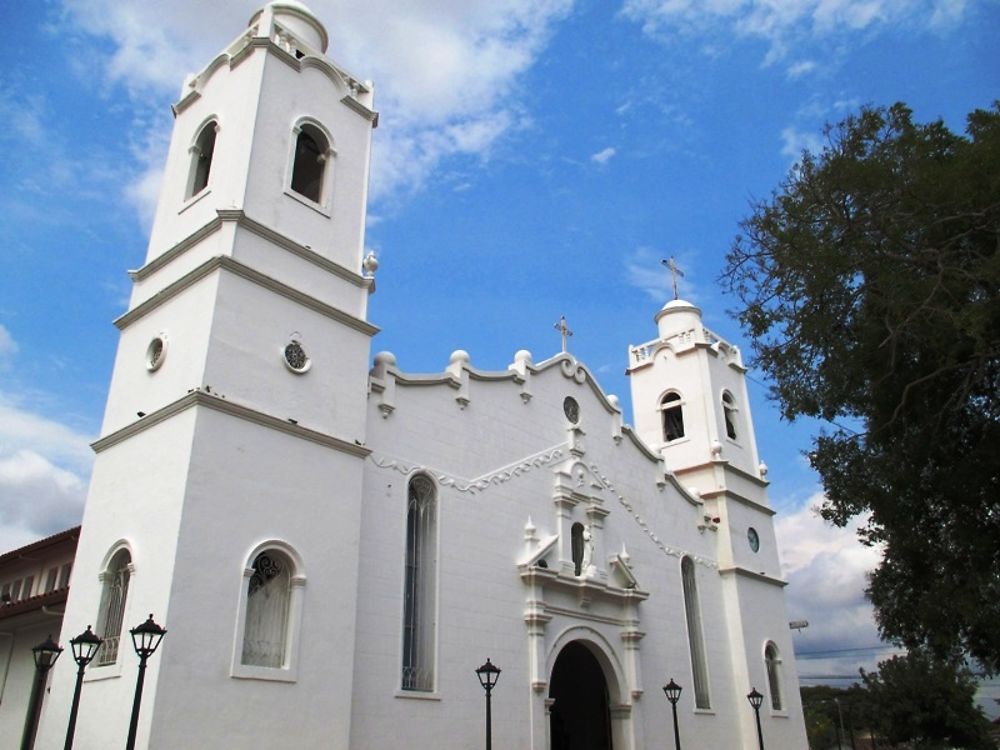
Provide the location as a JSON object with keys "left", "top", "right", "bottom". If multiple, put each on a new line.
{"left": 27, "top": 3, "right": 808, "bottom": 748}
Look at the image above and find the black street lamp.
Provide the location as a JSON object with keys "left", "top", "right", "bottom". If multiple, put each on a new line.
{"left": 475, "top": 658, "right": 501, "bottom": 750}
{"left": 747, "top": 687, "right": 765, "bottom": 750}
{"left": 21, "top": 635, "right": 63, "bottom": 750}
{"left": 125, "top": 614, "right": 167, "bottom": 750}
{"left": 64, "top": 626, "right": 103, "bottom": 750}
{"left": 662, "top": 678, "right": 682, "bottom": 750}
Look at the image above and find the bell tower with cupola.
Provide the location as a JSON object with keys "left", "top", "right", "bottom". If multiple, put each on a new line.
{"left": 38, "top": 4, "right": 379, "bottom": 748}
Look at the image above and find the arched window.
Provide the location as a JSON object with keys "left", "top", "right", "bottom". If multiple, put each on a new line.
{"left": 402, "top": 474, "right": 437, "bottom": 691}
{"left": 242, "top": 550, "right": 293, "bottom": 668}
{"left": 95, "top": 547, "right": 132, "bottom": 667}
{"left": 661, "top": 391, "right": 685, "bottom": 442}
{"left": 290, "top": 122, "right": 330, "bottom": 204}
{"left": 681, "top": 557, "right": 710, "bottom": 708}
{"left": 187, "top": 120, "right": 218, "bottom": 198}
{"left": 765, "top": 642, "right": 783, "bottom": 711}
{"left": 571, "top": 522, "right": 585, "bottom": 576}
{"left": 722, "top": 391, "right": 738, "bottom": 440}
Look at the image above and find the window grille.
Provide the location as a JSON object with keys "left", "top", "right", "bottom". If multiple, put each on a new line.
{"left": 96, "top": 549, "right": 131, "bottom": 666}
{"left": 401, "top": 475, "right": 437, "bottom": 691}
{"left": 765, "top": 643, "right": 783, "bottom": 710}
{"left": 241, "top": 551, "right": 292, "bottom": 668}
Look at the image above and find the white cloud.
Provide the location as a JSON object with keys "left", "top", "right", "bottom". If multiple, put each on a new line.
{"left": 620, "top": 0, "right": 970, "bottom": 63}
{"left": 590, "top": 146, "right": 617, "bottom": 164}
{"left": 59, "top": 0, "right": 575, "bottom": 215}
{"left": 0, "top": 324, "right": 17, "bottom": 358}
{"left": 786, "top": 59, "right": 818, "bottom": 78}
{"left": 780, "top": 124, "right": 824, "bottom": 161}
{"left": 776, "top": 497, "right": 883, "bottom": 658}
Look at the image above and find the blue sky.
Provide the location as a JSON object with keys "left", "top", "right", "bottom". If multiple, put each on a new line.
{"left": 2, "top": 0, "right": 998, "bottom": 702}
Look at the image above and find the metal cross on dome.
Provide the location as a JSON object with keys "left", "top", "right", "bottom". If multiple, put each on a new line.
{"left": 554, "top": 315, "right": 573, "bottom": 353}
{"left": 661, "top": 256, "right": 685, "bottom": 300}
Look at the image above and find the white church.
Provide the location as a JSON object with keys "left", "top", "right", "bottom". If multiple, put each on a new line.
{"left": 15, "top": 3, "right": 809, "bottom": 748}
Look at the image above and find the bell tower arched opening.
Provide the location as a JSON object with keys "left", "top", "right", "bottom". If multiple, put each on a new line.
{"left": 549, "top": 640, "right": 614, "bottom": 750}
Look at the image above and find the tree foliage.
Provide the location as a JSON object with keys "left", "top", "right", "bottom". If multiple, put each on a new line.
{"left": 861, "top": 650, "right": 993, "bottom": 749}
{"left": 723, "top": 103, "right": 1000, "bottom": 669}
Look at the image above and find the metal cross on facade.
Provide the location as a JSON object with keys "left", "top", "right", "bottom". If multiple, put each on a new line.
{"left": 554, "top": 315, "right": 573, "bottom": 353}
{"left": 661, "top": 257, "right": 685, "bottom": 300}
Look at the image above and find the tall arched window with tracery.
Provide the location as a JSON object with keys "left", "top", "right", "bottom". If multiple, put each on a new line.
{"left": 681, "top": 556, "right": 711, "bottom": 708}
{"left": 95, "top": 547, "right": 132, "bottom": 666}
{"left": 242, "top": 550, "right": 293, "bottom": 668}
{"left": 765, "top": 642, "right": 783, "bottom": 711}
{"left": 661, "top": 390, "right": 685, "bottom": 442}
{"left": 402, "top": 474, "right": 437, "bottom": 691}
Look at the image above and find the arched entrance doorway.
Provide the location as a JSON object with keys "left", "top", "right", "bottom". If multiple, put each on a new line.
{"left": 549, "top": 641, "right": 613, "bottom": 750}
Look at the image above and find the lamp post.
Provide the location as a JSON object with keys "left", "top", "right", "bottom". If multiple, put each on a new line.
{"left": 475, "top": 658, "right": 501, "bottom": 750}
{"left": 125, "top": 614, "right": 166, "bottom": 750}
{"left": 20, "top": 635, "right": 63, "bottom": 750}
{"left": 662, "top": 679, "right": 682, "bottom": 750}
{"left": 747, "top": 688, "right": 765, "bottom": 750}
{"left": 64, "top": 626, "right": 103, "bottom": 750}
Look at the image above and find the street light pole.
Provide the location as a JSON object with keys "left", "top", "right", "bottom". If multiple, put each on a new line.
{"left": 475, "top": 658, "right": 501, "bottom": 750}
{"left": 662, "top": 679, "right": 682, "bottom": 750}
{"left": 125, "top": 614, "right": 167, "bottom": 750}
{"left": 21, "top": 635, "right": 63, "bottom": 750}
{"left": 64, "top": 626, "right": 103, "bottom": 750}
{"left": 747, "top": 687, "right": 765, "bottom": 750}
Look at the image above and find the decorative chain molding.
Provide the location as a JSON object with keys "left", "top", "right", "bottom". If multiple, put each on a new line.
{"left": 588, "top": 463, "right": 717, "bottom": 569}
{"left": 368, "top": 445, "right": 566, "bottom": 494}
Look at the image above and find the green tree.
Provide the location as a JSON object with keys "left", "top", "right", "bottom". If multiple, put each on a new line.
{"left": 862, "top": 650, "right": 993, "bottom": 749}
{"left": 722, "top": 103, "right": 1000, "bottom": 669}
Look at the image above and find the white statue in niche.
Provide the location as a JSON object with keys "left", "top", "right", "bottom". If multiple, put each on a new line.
{"left": 581, "top": 524, "right": 597, "bottom": 576}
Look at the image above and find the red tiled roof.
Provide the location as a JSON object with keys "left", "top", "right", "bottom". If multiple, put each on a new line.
{"left": 0, "top": 586, "right": 69, "bottom": 621}
{"left": 0, "top": 526, "right": 80, "bottom": 565}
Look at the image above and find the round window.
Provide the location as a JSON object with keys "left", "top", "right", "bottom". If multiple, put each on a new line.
{"left": 748, "top": 527, "right": 760, "bottom": 553}
{"left": 146, "top": 336, "right": 166, "bottom": 371}
{"left": 284, "top": 340, "right": 310, "bottom": 373}
{"left": 563, "top": 396, "right": 580, "bottom": 424}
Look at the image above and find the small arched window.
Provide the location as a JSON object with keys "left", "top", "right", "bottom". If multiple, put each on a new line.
{"left": 571, "top": 522, "right": 585, "bottom": 576}
{"left": 187, "top": 120, "right": 218, "bottom": 198}
{"left": 242, "top": 550, "right": 293, "bottom": 668}
{"left": 722, "top": 391, "right": 738, "bottom": 440}
{"left": 681, "top": 557, "right": 711, "bottom": 709}
{"left": 402, "top": 474, "right": 437, "bottom": 691}
{"left": 765, "top": 642, "right": 783, "bottom": 711}
{"left": 661, "top": 391, "right": 685, "bottom": 442}
{"left": 290, "top": 123, "right": 330, "bottom": 204}
{"left": 95, "top": 547, "right": 132, "bottom": 666}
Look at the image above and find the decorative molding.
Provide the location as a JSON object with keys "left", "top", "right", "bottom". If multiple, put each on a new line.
{"left": 587, "top": 463, "right": 717, "bottom": 569}
{"left": 368, "top": 445, "right": 566, "bottom": 495}
{"left": 91, "top": 390, "right": 370, "bottom": 458}
{"left": 718, "top": 566, "right": 788, "bottom": 587}
{"left": 115, "top": 255, "right": 379, "bottom": 337}
{"left": 131, "top": 210, "right": 369, "bottom": 289}
{"left": 340, "top": 95, "right": 379, "bottom": 126}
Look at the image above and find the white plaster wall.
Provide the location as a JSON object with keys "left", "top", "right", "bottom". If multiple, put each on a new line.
{"left": 243, "top": 54, "right": 373, "bottom": 270}
{"left": 202, "top": 270, "right": 372, "bottom": 440}
{"left": 350, "top": 360, "right": 787, "bottom": 748}
{"left": 0, "top": 623, "right": 59, "bottom": 750}
{"left": 102, "top": 274, "right": 219, "bottom": 435}
{"left": 35, "top": 412, "right": 196, "bottom": 750}
{"left": 146, "top": 409, "right": 366, "bottom": 749}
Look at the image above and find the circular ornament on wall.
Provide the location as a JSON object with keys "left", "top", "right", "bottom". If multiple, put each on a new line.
{"left": 283, "top": 340, "right": 311, "bottom": 373}
{"left": 563, "top": 396, "right": 580, "bottom": 424}
{"left": 748, "top": 527, "right": 760, "bottom": 553}
{"left": 146, "top": 335, "right": 167, "bottom": 371}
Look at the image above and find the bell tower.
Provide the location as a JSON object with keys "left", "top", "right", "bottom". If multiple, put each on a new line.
{"left": 39, "top": 4, "right": 379, "bottom": 748}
